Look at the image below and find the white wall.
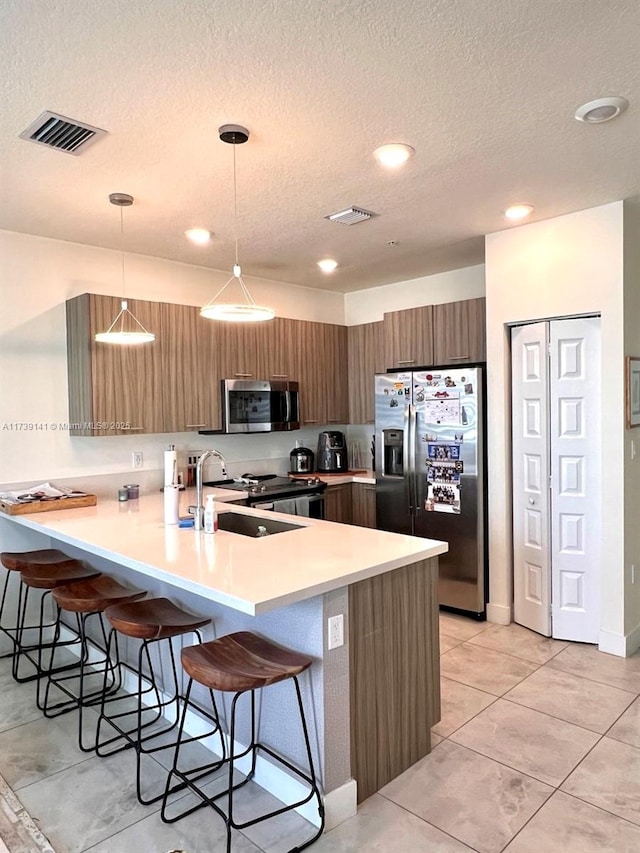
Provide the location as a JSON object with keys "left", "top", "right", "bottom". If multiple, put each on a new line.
{"left": 623, "top": 200, "right": 640, "bottom": 643}
{"left": 0, "top": 230, "right": 344, "bottom": 486}
{"left": 485, "top": 202, "right": 628, "bottom": 652}
{"left": 344, "top": 264, "right": 485, "bottom": 325}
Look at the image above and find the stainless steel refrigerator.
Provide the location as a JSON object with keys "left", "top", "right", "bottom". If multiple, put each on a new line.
{"left": 375, "top": 364, "right": 487, "bottom": 617}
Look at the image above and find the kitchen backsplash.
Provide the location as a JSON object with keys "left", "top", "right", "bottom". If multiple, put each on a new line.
{"left": 0, "top": 425, "right": 378, "bottom": 494}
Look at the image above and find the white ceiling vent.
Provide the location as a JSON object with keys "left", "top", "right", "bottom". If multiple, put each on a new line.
{"left": 324, "top": 206, "right": 377, "bottom": 225}
{"left": 19, "top": 111, "right": 108, "bottom": 155}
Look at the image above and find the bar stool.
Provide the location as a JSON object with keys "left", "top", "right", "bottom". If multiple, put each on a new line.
{"left": 95, "top": 597, "right": 212, "bottom": 805}
{"left": 40, "top": 575, "right": 146, "bottom": 751}
{"left": 0, "top": 549, "right": 82, "bottom": 661}
{"left": 12, "top": 558, "right": 101, "bottom": 683}
{"left": 161, "top": 631, "right": 324, "bottom": 852}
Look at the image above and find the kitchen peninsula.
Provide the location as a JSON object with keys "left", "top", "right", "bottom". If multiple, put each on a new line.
{"left": 0, "top": 492, "right": 446, "bottom": 826}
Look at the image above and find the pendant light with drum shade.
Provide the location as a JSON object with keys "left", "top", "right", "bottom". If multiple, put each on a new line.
{"left": 94, "top": 193, "right": 156, "bottom": 345}
{"left": 200, "top": 125, "right": 274, "bottom": 322}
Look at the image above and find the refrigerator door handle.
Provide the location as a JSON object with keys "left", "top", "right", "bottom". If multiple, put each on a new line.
{"left": 403, "top": 404, "right": 413, "bottom": 512}
{"left": 409, "top": 404, "right": 418, "bottom": 515}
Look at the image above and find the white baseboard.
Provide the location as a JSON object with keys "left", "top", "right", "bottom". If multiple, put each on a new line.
{"left": 599, "top": 622, "right": 640, "bottom": 658}
{"left": 323, "top": 779, "right": 357, "bottom": 830}
{"left": 486, "top": 602, "right": 511, "bottom": 625}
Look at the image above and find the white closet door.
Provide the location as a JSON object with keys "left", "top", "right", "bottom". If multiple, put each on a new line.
{"left": 550, "top": 317, "right": 601, "bottom": 642}
{"left": 512, "top": 323, "right": 551, "bottom": 636}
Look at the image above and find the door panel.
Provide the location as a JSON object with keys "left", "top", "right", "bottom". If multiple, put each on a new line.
{"left": 550, "top": 317, "right": 601, "bottom": 642}
{"left": 512, "top": 323, "right": 551, "bottom": 636}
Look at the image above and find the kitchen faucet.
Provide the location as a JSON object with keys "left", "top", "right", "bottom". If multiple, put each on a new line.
{"left": 194, "top": 449, "right": 227, "bottom": 531}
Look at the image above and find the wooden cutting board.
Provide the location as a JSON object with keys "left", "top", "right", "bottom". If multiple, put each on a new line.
{"left": 0, "top": 494, "right": 97, "bottom": 516}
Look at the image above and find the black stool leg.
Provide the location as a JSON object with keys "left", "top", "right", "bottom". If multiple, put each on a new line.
{"left": 0, "top": 570, "right": 17, "bottom": 659}
{"left": 160, "top": 679, "right": 227, "bottom": 822}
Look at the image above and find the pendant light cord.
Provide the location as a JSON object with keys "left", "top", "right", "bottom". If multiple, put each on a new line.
{"left": 119, "top": 204, "right": 126, "bottom": 331}
{"left": 233, "top": 139, "right": 239, "bottom": 269}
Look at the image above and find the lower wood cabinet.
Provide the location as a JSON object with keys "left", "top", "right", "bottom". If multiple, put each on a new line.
{"left": 323, "top": 483, "right": 353, "bottom": 524}
{"left": 351, "top": 483, "right": 376, "bottom": 528}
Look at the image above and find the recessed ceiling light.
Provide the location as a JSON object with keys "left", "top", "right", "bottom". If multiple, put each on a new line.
{"left": 574, "top": 96, "right": 629, "bottom": 123}
{"left": 504, "top": 204, "right": 534, "bottom": 221}
{"left": 317, "top": 258, "right": 338, "bottom": 273}
{"left": 373, "top": 143, "right": 415, "bottom": 168}
{"left": 185, "top": 227, "right": 212, "bottom": 245}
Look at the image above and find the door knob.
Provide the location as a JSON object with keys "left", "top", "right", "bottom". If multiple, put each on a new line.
{"left": 528, "top": 497, "right": 535, "bottom": 505}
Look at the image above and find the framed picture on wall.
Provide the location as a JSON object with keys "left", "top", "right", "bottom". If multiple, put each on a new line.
{"left": 627, "top": 356, "right": 640, "bottom": 428}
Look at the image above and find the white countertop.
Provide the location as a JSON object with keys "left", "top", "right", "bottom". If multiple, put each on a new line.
{"left": 2, "top": 487, "right": 447, "bottom": 616}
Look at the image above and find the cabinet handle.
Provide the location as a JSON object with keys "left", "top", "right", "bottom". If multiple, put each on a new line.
{"left": 363, "top": 486, "right": 376, "bottom": 491}
{"left": 448, "top": 355, "right": 469, "bottom": 361}
{"left": 186, "top": 423, "right": 207, "bottom": 429}
{"left": 234, "top": 373, "right": 254, "bottom": 378}
{"left": 304, "top": 419, "right": 319, "bottom": 424}
{"left": 328, "top": 419, "right": 343, "bottom": 423}
{"left": 271, "top": 374, "right": 288, "bottom": 378}
{"left": 366, "top": 419, "right": 374, "bottom": 423}
{"left": 127, "top": 426, "right": 145, "bottom": 431}
{"left": 397, "top": 359, "right": 416, "bottom": 365}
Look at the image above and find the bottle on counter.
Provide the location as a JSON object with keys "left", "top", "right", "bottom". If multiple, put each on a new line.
{"left": 203, "top": 495, "right": 217, "bottom": 534}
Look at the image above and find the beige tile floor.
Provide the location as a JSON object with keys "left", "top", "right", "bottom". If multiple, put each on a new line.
{"left": 1, "top": 614, "right": 640, "bottom": 852}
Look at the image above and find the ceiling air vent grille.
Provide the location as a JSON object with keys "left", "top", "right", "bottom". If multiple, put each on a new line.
{"left": 19, "top": 111, "right": 108, "bottom": 155}
{"left": 324, "top": 206, "right": 377, "bottom": 225}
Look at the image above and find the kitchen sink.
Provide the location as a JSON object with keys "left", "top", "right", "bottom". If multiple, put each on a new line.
{"left": 217, "top": 511, "right": 304, "bottom": 538}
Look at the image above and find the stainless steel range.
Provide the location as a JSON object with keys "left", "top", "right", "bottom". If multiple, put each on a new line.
{"left": 204, "top": 473, "right": 326, "bottom": 518}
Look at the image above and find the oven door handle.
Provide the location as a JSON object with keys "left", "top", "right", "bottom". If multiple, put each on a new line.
{"left": 253, "top": 501, "right": 275, "bottom": 511}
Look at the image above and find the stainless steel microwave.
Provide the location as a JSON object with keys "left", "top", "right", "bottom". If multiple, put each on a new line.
{"left": 220, "top": 379, "right": 300, "bottom": 433}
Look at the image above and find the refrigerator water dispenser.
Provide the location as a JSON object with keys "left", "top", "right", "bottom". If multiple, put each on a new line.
{"left": 383, "top": 429, "right": 404, "bottom": 476}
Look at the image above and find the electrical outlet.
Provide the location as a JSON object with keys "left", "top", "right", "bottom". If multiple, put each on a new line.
{"left": 132, "top": 451, "right": 143, "bottom": 469}
{"left": 327, "top": 614, "right": 344, "bottom": 650}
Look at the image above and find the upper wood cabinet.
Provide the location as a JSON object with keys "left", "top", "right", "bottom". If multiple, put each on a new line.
{"left": 348, "top": 321, "right": 384, "bottom": 424}
{"left": 295, "top": 320, "right": 324, "bottom": 426}
{"left": 433, "top": 297, "right": 486, "bottom": 365}
{"left": 66, "top": 293, "right": 163, "bottom": 436}
{"left": 160, "top": 304, "right": 222, "bottom": 433}
{"left": 383, "top": 306, "right": 434, "bottom": 370}
{"left": 217, "top": 323, "right": 260, "bottom": 380}
{"left": 257, "top": 317, "right": 298, "bottom": 381}
{"left": 295, "top": 321, "right": 348, "bottom": 426}
{"left": 324, "top": 323, "right": 349, "bottom": 424}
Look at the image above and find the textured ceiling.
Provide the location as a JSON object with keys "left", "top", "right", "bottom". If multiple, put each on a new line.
{"left": 1, "top": 0, "right": 639, "bottom": 293}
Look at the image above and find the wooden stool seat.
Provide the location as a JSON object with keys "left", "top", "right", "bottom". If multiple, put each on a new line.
{"left": 20, "top": 563, "right": 99, "bottom": 590}
{"left": 53, "top": 576, "right": 145, "bottom": 613}
{"left": 1, "top": 549, "right": 79, "bottom": 572}
{"left": 105, "top": 597, "right": 209, "bottom": 640}
{"left": 181, "top": 631, "right": 313, "bottom": 693}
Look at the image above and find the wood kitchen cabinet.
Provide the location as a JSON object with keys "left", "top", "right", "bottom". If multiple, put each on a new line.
{"left": 296, "top": 321, "right": 348, "bottom": 426}
{"left": 324, "top": 483, "right": 353, "bottom": 524}
{"left": 348, "top": 321, "right": 384, "bottom": 424}
{"left": 257, "top": 317, "right": 299, "bottom": 381}
{"left": 160, "top": 304, "right": 222, "bottom": 433}
{"left": 433, "top": 297, "right": 486, "bottom": 364}
{"left": 351, "top": 482, "right": 376, "bottom": 528}
{"left": 66, "top": 293, "right": 163, "bottom": 436}
{"left": 217, "top": 322, "right": 261, "bottom": 380}
{"left": 323, "top": 323, "right": 349, "bottom": 425}
{"left": 383, "top": 305, "right": 434, "bottom": 370}
{"left": 295, "top": 320, "right": 325, "bottom": 426}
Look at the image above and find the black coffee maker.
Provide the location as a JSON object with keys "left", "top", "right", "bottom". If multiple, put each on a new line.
{"left": 316, "top": 431, "right": 348, "bottom": 473}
